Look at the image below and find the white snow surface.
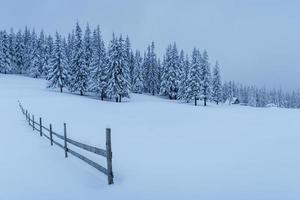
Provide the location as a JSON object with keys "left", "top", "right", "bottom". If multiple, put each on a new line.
{"left": 0, "top": 74, "right": 300, "bottom": 200}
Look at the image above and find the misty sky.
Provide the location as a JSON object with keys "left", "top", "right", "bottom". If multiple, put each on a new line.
{"left": 0, "top": 0, "right": 299, "bottom": 90}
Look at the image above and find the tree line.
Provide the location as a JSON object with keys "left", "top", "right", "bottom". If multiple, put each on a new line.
{"left": 0, "top": 22, "right": 299, "bottom": 108}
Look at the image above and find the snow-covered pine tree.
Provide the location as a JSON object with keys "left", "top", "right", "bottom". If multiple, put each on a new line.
{"left": 132, "top": 50, "right": 144, "bottom": 93}
{"left": 36, "top": 30, "right": 46, "bottom": 77}
{"left": 83, "top": 24, "right": 92, "bottom": 77}
{"left": 47, "top": 32, "right": 68, "bottom": 92}
{"left": 0, "top": 30, "right": 11, "bottom": 74}
{"left": 178, "top": 50, "right": 188, "bottom": 100}
{"left": 14, "top": 30, "right": 24, "bottom": 74}
{"left": 156, "top": 58, "right": 162, "bottom": 93}
{"left": 159, "top": 54, "right": 168, "bottom": 96}
{"left": 185, "top": 48, "right": 201, "bottom": 105}
{"left": 211, "top": 61, "right": 222, "bottom": 104}
{"left": 106, "top": 34, "right": 119, "bottom": 101}
{"left": 124, "top": 36, "right": 135, "bottom": 86}
{"left": 43, "top": 35, "right": 54, "bottom": 76}
{"left": 29, "top": 29, "right": 40, "bottom": 78}
{"left": 22, "top": 27, "right": 33, "bottom": 74}
{"left": 119, "top": 35, "right": 131, "bottom": 101}
{"left": 89, "top": 26, "right": 108, "bottom": 100}
{"left": 160, "top": 43, "right": 180, "bottom": 99}
{"left": 68, "top": 22, "right": 88, "bottom": 96}
{"left": 148, "top": 42, "right": 159, "bottom": 95}
{"left": 64, "top": 32, "right": 74, "bottom": 82}
{"left": 143, "top": 42, "right": 159, "bottom": 95}
{"left": 8, "top": 29, "right": 17, "bottom": 73}
{"left": 200, "top": 50, "right": 211, "bottom": 106}
{"left": 106, "top": 34, "right": 130, "bottom": 102}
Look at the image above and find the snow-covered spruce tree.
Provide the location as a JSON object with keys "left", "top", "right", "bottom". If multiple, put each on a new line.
{"left": 43, "top": 35, "right": 54, "bottom": 76}
{"left": 36, "top": 30, "right": 46, "bottom": 77}
{"left": 156, "top": 58, "right": 162, "bottom": 93}
{"left": 106, "top": 34, "right": 130, "bottom": 102}
{"left": 8, "top": 29, "right": 17, "bottom": 73}
{"left": 132, "top": 50, "right": 144, "bottom": 93}
{"left": 185, "top": 48, "right": 201, "bottom": 106}
{"left": 68, "top": 22, "right": 88, "bottom": 96}
{"left": 118, "top": 36, "right": 131, "bottom": 101}
{"left": 178, "top": 50, "right": 189, "bottom": 100}
{"left": 14, "top": 30, "right": 24, "bottom": 74}
{"left": 160, "top": 43, "right": 180, "bottom": 99}
{"left": 124, "top": 36, "right": 135, "bottom": 86}
{"left": 211, "top": 61, "right": 222, "bottom": 104}
{"left": 143, "top": 42, "right": 159, "bottom": 95}
{"left": 200, "top": 50, "right": 211, "bottom": 106}
{"left": 29, "top": 30, "right": 40, "bottom": 78}
{"left": 0, "top": 30, "right": 11, "bottom": 74}
{"left": 22, "top": 27, "right": 33, "bottom": 74}
{"left": 83, "top": 24, "right": 93, "bottom": 77}
{"left": 47, "top": 32, "right": 68, "bottom": 93}
{"left": 89, "top": 26, "right": 108, "bottom": 100}
{"left": 64, "top": 32, "right": 74, "bottom": 82}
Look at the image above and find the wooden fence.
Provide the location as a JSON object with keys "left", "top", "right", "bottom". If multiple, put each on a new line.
{"left": 18, "top": 101, "right": 114, "bottom": 185}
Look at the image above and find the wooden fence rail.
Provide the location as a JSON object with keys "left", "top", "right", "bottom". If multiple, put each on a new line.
{"left": 18, "top": 101, "right": 114, "bottom": 185}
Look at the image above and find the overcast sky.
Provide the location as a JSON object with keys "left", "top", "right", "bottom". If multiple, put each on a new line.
{"left": 0, "top": 0, "right": 299, "bottom": 90}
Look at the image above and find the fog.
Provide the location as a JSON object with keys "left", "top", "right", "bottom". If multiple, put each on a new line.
{"left": 0, "top": 0, "right": 299, "bottom": 90}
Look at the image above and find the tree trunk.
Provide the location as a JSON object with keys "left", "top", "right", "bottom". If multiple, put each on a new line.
{"left": 80, "top": 90, "right": 83, "bottom": 96}
{"left": 116, "top": 97, "right": 118, "bottom": 102}
{"left": 60, "top": 86, "right": 63, "bottom": 93}
{"left": 119, "top": 94, "right": 122, "bottom": 103}
{"left": 204, "top": 97, "right": 207, "bottom": 106}
{"left": 194, "top": 97, "right": 197, "bottom": 106}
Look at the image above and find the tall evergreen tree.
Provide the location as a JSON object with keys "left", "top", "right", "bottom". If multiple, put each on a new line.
{"left": 160, "top": 43, "right": 180, "bottom": 99}
{"left": 68, "top": 22, "right": 88, "bottom": 95}
{"left": 0, "top": 31, "right": 11, "bottom": 74}
{"left": 211, "top": 61, "right": 222, "bottom": 104}
{"left": 132, "top": 50, "right": 144, "bottom": 93}
{"left": 106, "top": 34, "right": 130, "bottom": 102}
{"left": 36, "top": 30, "right": 46, "bottom": 77}
{"left": 124, "top": 36, "right": 134, "bottom": 86}
{"left": 29, "top": 30, "right": 40, "bottom": 78}
{"left": 143, "top": 42, "right": 158, "bottom": 95}
{"left": 47, "top": 32, "right": 68, "bottom": 92}
{"left": 185, "top": 48, "right": 201, "bottom": 105}
{"left": 83, "top": 24, "right": 93, "bottom": 76}
{"left": 178, "top": 51, "right": 189, "bottom": 100}
{"left": 22, "top": 27, "right": 33, "bottom": 73}
{"left": 8, "top": 29, "right": 17, "bottom": 73}
{"left": 200, "top": 50, "right": 211, "bottom": 106}
{"left": 14, "top": 30, "right": 24, "bottom": 74}
{"left": 44, "top": 35, "right": 54, "bottom": 76}
{"left": 89, "top": 26, "right": 107, "bottom": 100}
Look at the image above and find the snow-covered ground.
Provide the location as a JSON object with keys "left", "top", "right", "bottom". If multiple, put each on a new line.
{"left": 1, "top": 74, "right": 300, "bottom": 200}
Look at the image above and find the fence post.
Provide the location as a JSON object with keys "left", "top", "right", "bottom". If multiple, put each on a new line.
{"left": 32, "top": 115, "right": 34, "bottom": 130}
{"left": 39, "top": 117, "right": 42, "bottom": 136}
{"left": 64, "top": 123, "right": 68, "bottom": 158}
{"left": 50, "top": 124, "right": 53, "bottom": 146}
{"left": 106, "top": 128, "right": 114, "bottom": 185}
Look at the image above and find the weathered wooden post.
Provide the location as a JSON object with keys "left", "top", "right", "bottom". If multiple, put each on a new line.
{"left": 39, "top": 117, "right": 42, "bottom": 136}
{"left": 106, "top": 128, "right": 114, "bottom": 185}
{"left": 32, "top": 115, "right": 35, "bottom": 130}
{"left": 50, "top": 124, "right": 53, "bottom": 146}
{"left": 64, "top": 123, "right": 68, "bottom": 158}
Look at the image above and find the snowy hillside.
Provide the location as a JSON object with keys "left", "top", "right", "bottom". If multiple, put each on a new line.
{"left": 1, "top": 74, "right": 300, "bottom": 200}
